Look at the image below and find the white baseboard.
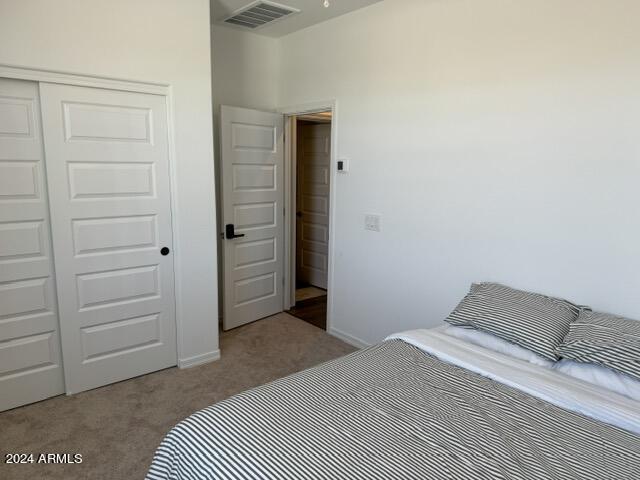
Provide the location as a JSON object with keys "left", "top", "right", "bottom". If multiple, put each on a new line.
{"left": 178, "top": 349, "right": 221, "bottom": 369}
{"left": 328, "top": 327, "right": 370, "bottom": 349}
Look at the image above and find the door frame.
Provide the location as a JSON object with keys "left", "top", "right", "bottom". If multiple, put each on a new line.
{"left": 279, "top": 100, "right": 337, "bottom": 332}
{"left": 0, "top": 64, "right": 187, "bottom": 366}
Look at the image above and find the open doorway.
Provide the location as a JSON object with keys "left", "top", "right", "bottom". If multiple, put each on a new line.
{"left": 285, "top": 111, "right": 332, "bottom": 330}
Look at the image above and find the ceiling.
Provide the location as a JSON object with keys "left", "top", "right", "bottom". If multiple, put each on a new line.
{"left": 211, "top": 0, "right": 383, "bottom": 38}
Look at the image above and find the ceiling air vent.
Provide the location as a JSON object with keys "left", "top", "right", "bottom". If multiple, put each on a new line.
{"left": 223, "top": 1, "right": 299, "bottom": 30}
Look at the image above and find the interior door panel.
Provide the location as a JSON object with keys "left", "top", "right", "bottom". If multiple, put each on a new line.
{"left": 39, "top": 83, "right": 177, "bottom": 394}
{"left": 0, "top": 78, "right": 65, "bottom": 411}
{"left": 296, "top": 123, "right": 331, "bottom": 290}
{"left": 221, "top": 106, "right": 284, "bottom": 330}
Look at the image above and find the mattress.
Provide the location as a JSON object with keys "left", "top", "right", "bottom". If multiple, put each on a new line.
{"left": 147, "top": 330, "right": 640, "bottom": 479}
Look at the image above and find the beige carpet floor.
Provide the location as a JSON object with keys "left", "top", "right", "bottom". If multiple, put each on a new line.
{"left": 0, "top": 313, "right": 356, "bottom": 480}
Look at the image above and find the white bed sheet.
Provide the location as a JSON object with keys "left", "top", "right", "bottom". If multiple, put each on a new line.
{"left": 387, "top": 328, "right": 640, "bottom": 435}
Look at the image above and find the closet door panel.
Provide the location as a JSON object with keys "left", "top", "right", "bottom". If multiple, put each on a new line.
{"left": 0, "top": 78, "right": 65, "bottom": 412}
{"left": 39, "top": 83, "right": 177, "bottom": 394}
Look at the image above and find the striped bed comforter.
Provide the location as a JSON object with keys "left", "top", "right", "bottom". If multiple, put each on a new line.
{"left": 147, "top": 340, "right": 640, "bottom": 480}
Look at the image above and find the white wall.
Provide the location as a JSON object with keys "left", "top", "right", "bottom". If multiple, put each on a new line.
{"left": 277, "top": 0, "right": 640, "bottom": 345}
{"left": 211, "top": 25, "right": 280, "bottom": 114}
{"left": 210, "top": 25, "right": 280, "bottom": 317}
{"left": 0, "top": 0, "right": 220, "bottom": 365}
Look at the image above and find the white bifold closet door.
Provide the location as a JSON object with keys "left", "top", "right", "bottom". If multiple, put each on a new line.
{"left": 0, "top": 79, "right": 65, "bottom": 411}
{"left": 39, "top": 83, "right": 177, "bottom": 394}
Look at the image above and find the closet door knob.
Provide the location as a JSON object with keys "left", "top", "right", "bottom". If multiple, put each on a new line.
{"left": 160, "top": 247, "right": 170, "bottom": 256}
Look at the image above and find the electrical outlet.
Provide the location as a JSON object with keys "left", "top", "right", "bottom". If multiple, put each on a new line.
{"left": 364, "top": 214, "right": 381, "bottom": 232}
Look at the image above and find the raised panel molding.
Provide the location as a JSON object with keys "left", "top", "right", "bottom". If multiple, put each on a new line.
{"left": 303, "top": 250, "right": 327, "bottom": 270}
{"left": 76, "top": 265, "right": 159, "bottom": 309}
{"left": 232, "top": 123, "right": 275, "bottom": 151}
{"left": 0, "top": 162, "right": 39, "bottom": 199}
{"left": 232, "top": 164, "right": 276, "bottom": 192}
{"left": 68, "top": 162, "right": 155, "bottom": 199}
{"left": 72, "top": 215, "right": 157, "bottom": 255}
{"left": 234, "top": 272, "right": 276, "bottom": 307}
{"left": 80, "top": 313, "right": 161, "bottom": 361}
{"left": 302, "top": 195, "right": 328, "bottom": 216}
{"left": 63, "top": 102, "right": 152, "bottom": 143}
{"left": 302, "top": 223, "right": 328, "bottom": 243}
{"left": 303, "top": 165, "right": 328, "bottom": 186}
{"left": 0, "top": 96, "right": 33, "bottom": 137}
{"left": 234, "top": 238, "right": 276, "bottom": 269}
{"left": 0, "top": 221, "right": 44, "bottom": 260}
{"left": 0, "top": 278, "right": 49, "bottom": 319}
{"left": 303, "top": 136, "right": 329, "bottom": 154}
{"left": 234, "top": 202, "right": 276, "bottom": 231}
{"left": 0, "top": 332, "right": 56, "bottom": 376}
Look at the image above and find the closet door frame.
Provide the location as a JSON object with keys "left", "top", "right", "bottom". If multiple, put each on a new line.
{"left": 0, "top": 64, "right": 186, "bottom": 372}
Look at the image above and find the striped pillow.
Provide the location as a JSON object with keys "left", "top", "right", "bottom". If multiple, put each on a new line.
{"left": 556, "top": 310, "right": 640, "bottom": 381}
{"left": 446, "top": 283, "right": 582, "bottom": 360}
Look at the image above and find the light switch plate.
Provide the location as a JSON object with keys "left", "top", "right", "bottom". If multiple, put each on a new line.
{"left": 364, "top": 214, "right": 381, "bottom": 232}
{"left": 337, "top": 157, "right": 349, "bottom": 173}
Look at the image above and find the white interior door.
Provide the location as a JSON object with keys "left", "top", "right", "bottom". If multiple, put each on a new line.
{"left": 296, "top": 123, "right": 331, "bottom": 289}
{"left": 39, "top": 83, "right": 177, "bottom": 394}
{"left": 0, "top": 78, "right": 65, "bottom": 411}
{"left": 221, "top": 106, "right": 284, "bottom": 330}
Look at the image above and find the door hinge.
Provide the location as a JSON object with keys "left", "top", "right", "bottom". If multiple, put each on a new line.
{"left": 282, "top": 277, "right": 285, "bottom": 286}
{"left": 283, "top": 207, "right": 286, "bottom": 216}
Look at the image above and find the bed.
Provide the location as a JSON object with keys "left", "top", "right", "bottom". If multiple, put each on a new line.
{"left": 146, "top": 328, "right": 640, "bottom": 479}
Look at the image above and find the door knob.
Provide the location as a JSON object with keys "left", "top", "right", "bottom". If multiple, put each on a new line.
{"left": 161, "top": 247, "right": 170, "bottom": 256}
{"left": 225, "top": 224, "right": 245, "bottom": 239}
{"left": 296, "top": 211, "right": 303, "bottom": 218}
